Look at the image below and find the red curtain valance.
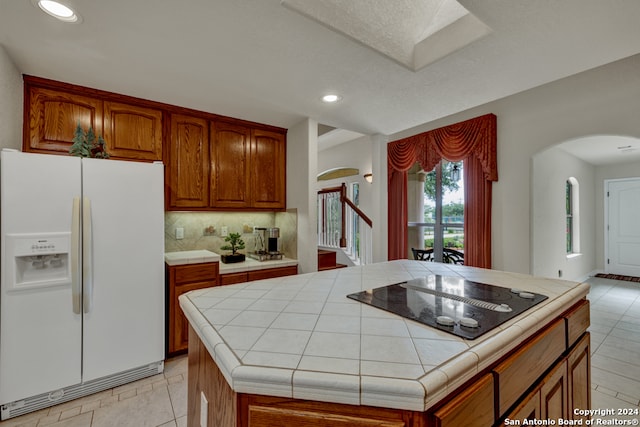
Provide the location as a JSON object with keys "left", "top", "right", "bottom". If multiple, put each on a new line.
{"left": 387, "top": 114, "right": 497, "bottom": 268}
{"left": 388, "top": 113, "right": 498, "bottom": 181}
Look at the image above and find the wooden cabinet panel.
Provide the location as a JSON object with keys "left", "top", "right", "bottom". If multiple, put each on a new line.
{"left": 493, "top": 318, "right": 566, "bottom": 416}
{"left": 433, "top": 374, "right": 494, "bottom": 427}
{"left": 211, "top": 122, "right": 251, "bottom": 208}
{"left": 27, "top": 86, "right": 103, "bottom": 153}
{"left": 219, "top": 266, "right": 297, "bottom": 285}
{"left": 103, "top": 101, "right": 163, "bottom": 160}
{"left": 172, "top": 281, "right": 213, "bottom": 354}
{"left": 540, "top": 359, "right": 568, "bottom": 420}
{"left": 188, "top": 326, "right": 237, "bottom": 427}
{"left": 219, "top": 272, "right": 249, "bottom": 286}
{"left": 247, "top": 265, "right": 298, "bottom": 281}
{"left": 175, "top": 262, "right": 219, "bottom": 284}
{"left": 167, "top": 262, "right": 218, "bottom": 356}
{"left": 169, "top": 114, "right": 210, "bottom": 209}
{"left": 250, "top": 129, "right": 286, "bottom": 209}
{"left": 501, "top": 389, "right": 540, "bottom": 426}
{"left": 247, "top": 405, "right": 406, "bottom": 427}
{"left": 564, "top": 299, "right": 590, "bottom": 349}
{"left": 567, "top": 333, "right": 590, "bottom": 422}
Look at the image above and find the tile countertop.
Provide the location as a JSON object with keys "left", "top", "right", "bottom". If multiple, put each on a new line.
{"left": 164, "top": 250, "right": 297, "bottom": 273}
{"left": 217, "top": 256, "right": 298, "bottom": 274}
{"left": 164, "top": 250, "right": 220, "bottom": 266}
{"left": 179, "top": 260, "right": 590, "bottom": 412}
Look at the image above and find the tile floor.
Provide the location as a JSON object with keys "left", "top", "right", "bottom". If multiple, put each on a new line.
{"left": 587, "top": 276, "right": 640, "bottom": 421}
{"left": 1, "top": 276, "right": 638, "bottom": 426}
{"left": 0, "top": 356, "right": 187, "bottom": 427}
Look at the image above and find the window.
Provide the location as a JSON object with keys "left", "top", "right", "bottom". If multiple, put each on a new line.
{"left": 408, "top": 160, "right": 464, "bottom": 262}
{"left": 566, "top": 177, "right": 580, "bottom": 254}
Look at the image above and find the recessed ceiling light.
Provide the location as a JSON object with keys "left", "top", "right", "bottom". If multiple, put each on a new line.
{"left": 36, "top": 0, "right": 80, "bottom": 22}
{"left": 321, "top": 94, "right": 342, "bottom": 103}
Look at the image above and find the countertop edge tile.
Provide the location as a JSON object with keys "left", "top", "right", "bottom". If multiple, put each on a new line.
{"left": 165, "top": 250, "right": 221, "bottom": 265}
{"left": 360, "top": 376, "right": 426, "bottom": 411}
{"left": 218, "top": 257, "right": 298, "bottom": 273}
{"left": 233, "top": 365, "right": 293, "bottom": 398}
{"left": 293, "top": 370, "right": 360, "bottom": 406}
{"left": 418, "top": 369, "right": 449, "bottom": 409}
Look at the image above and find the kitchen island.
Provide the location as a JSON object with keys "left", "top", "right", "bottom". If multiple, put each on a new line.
{"left": 179, "top": 260, "right": 590, "bottom": 426}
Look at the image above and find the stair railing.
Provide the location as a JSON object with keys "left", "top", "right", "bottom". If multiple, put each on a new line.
{"left": 317, "top": 183, "right": 373, "bottom": 265}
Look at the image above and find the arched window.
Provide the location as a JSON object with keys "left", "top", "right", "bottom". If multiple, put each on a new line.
{"left": 566, "top": 177, "right": 580, "bottom": 254}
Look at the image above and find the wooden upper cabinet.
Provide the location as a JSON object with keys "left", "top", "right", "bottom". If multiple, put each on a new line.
{"left": 210, "top": 121, "right": 251, "bottom": 208}
{"left": 168, "top": 114, "right": 210, "bottom": 209}
{"left": 27, "top": 86, "right": 103, "bottom": 154}
{"left": 250, "top": 129, "right": 286, "bottom": 209}
{"left": 103, "top": 101, "right": 163, "bottom": 161}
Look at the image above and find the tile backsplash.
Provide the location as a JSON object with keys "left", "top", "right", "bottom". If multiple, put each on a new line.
{"left": 164, "top": 210, "right": 297, "bottom": 259}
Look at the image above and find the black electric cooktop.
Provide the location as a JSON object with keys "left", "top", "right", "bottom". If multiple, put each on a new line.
{"left": 347, "top": 275, "right": 548, "bottom": 339}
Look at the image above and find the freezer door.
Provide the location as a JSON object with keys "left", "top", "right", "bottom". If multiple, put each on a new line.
{"left": 80, "top": 158, "right": 164, "bottom": 381}
{"left": 0, "top": 151, "right": 82, "bottom": 404}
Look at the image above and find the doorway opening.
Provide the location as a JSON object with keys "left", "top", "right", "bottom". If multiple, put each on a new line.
{"left": 408, "top": 159, "right": 464, "bottom": 263}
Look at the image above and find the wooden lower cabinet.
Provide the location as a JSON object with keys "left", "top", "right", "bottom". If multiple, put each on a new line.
{"left": 167, "top": 262, "right": 218, "bottom": 356}
{"left": 501, "top": 332, "right": 590, "bottom": 426}
{"left": 540, "top": 357, "right": 568, "bottom": 420}
{"left": 187, "top": 299, "right": 591, "bottom": 427}
{"left": 219, "top": 265, "right": 298, "bottom": 286}
{"left": 432, "top": 374, "right": 494, "bottom": 427}
{"left": 187, "top": 326, "right": 425, "bottom": 427}
{"left": 567, "top": 332, "right": 591, "bottom": 422}
{"left": 501, "top": 389, "right": 541, "bottom": 426}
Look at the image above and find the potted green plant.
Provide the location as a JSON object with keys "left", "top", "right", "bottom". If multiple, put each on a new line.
{"left": 220, "top": 232, "right": 246, "bottom": 263}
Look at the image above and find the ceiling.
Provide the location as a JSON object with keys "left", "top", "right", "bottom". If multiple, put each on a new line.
{"left": 1, "top": 0, "right": 640, "bottom": 142}
{"left": 559, "top": 135, "right": 640, "bottom": 166}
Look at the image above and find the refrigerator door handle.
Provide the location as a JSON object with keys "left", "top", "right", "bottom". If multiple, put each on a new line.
{"left": 82, "top": 197, "right": 93, "bottom": 314}
{"left": 71, "top": 197, "right": 82, "bottom": 314}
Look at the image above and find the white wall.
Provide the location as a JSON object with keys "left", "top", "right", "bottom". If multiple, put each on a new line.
{"left": 0, "top": 45, "right": 22, "bottom": 150}
{"left": 595, "top": 160, "right": 640, "bottom": 271}
{"left": 317, "top": 135, "right": 374, "bottom": 217}
{"left": 532, "top": 147, "right": 596, "bottom": 280}
{"left": 316, "top": 133, "right": 389, "bottom": 263}
{"left": 389, "top": 54, "right": 640, "bottom": 275}
{"left": 287, "top": 118, "right": 318, "bottom": 273}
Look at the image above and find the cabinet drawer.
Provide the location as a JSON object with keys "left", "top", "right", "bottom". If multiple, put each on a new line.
{"left": 433, "top": 373, "right": 494, "bottom": 427}
{"left": 493, "top": 318, "right": 566, "bottom": 416}
{"left": 174, "top": 262, "right": 219, "bottom": 284}
{"left": 248, "top": 266, "right": 297, "bottom": 281}
{"left": 220, "top": 272, "right": 248, "bottom": 286}
{"left": 564, "top": 299, "right": 589, "bottom": 348}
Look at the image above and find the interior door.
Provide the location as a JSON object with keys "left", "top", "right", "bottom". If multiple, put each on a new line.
{"left": 606, "top": 178, "right": 640, "bottom": 276}
{"left": 81, "top": 158, "right": 165, "bottom": 382}
{"left": 0, "top": 151, "right": 82, "bottom": 404}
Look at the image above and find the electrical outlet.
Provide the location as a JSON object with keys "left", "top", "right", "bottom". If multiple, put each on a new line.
{"left": 221, "top": 226, "right": 228, "bottom": 237}
{"left": 200, "top": 391, "right": 208, "bottom": 427}
{"left": 175, "top": 227, "right": 184, "bottom": 240}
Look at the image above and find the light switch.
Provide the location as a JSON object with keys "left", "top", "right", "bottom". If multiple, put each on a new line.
{"left": 221, "top": 226, "right": 228, "bottom": 237}
{"left": 175, "top": 227, "right": 184, "bottom": 240}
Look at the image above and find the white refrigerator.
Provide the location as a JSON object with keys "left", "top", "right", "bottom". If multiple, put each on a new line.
{"left": 0, "top": 150, "right": 165, "bottom": 419}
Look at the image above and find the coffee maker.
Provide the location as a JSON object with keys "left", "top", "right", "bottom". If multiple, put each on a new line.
{"left": 248, "top": 227, "right": 283, "bottom": 261}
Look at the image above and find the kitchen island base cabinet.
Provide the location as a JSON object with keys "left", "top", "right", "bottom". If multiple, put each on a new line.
{"left": 187, "top": 327, "right": 424, "bottom": 427}
{"left": 186, "top": 299, "right": 590, "bottom": 427}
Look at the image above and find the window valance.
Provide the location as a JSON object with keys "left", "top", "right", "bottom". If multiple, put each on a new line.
{"left": 387, "top": 113, "right": 497, "bottom": 268}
